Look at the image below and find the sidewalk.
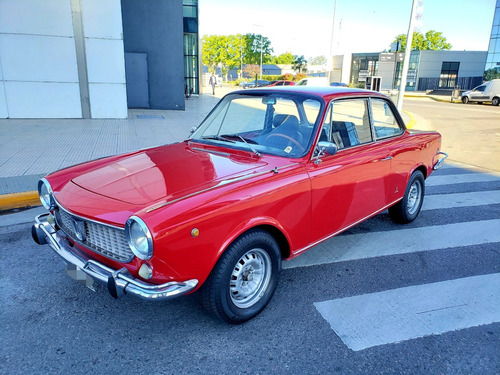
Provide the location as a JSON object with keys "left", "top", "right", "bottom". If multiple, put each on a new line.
{"left": 0, "top": 87, "right": 427, "bottom": 211}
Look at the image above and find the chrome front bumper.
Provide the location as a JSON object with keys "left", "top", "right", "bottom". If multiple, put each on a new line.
{"left": 33, "top": 213, "right": 198, "bottom": 301}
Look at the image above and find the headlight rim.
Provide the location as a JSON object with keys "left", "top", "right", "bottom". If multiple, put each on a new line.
{"left": 38, "top": 178, "right": 56, "bottom": 210}
{"left": 125, "top": 216, "right": 154, "bottom": 260}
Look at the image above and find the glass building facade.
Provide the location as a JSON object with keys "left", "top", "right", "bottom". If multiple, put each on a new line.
{"left": 183, "top": 0, "right": 199, "bottom": 95}
{"left": 350, "top": 53, "right": 379, "bottom": 87}
{"left": 485, "top": 0, "right": 500, "bottom": 79}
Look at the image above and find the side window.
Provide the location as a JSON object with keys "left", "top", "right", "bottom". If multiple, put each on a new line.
{"left": 330, "top": 99, "right": 372, "bottom": 149}
{"left": 371, "top": 99, "right": 403, "bottom": 139}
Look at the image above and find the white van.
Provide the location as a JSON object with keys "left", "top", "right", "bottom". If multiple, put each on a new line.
{"left": 296, "top": 77, "right": 330, "bottom": 86}
{"left": 461, "top": 79, "right": 500, "bottom": 106}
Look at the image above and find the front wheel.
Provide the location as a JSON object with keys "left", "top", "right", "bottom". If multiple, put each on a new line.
{"left": 201, "top": 229, "right": 281, "bottom": 324}
{"left": 389, "top": 170, "right": 425, "bottom": 224}
{"left": 462, "top": 96, "right": 469, "bottom": 104}
{"left": 492, "top": 97, "right": 499, "bottom": 106}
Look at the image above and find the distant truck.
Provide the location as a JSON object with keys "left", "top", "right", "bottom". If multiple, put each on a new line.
{"left": 461, "top": 79, "right": 500, "bottom": 106}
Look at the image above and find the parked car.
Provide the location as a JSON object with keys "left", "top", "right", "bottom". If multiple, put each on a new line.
{"left": 267, "top": 80, "right": 295, "bottom": 87}
{"left": 461, "top": 79, "right": 500, "bottom": 106}
{"left": 239, "top": 79, "right": 270, "bottom": 89}
{"left": 32, "top": 87, "right": 447, "bottom": 324}
{"left": 296, "top": 77, "right": 330, "bottom": 86}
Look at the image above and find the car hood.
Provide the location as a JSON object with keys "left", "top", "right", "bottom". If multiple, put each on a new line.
{"left": 71, "top": 142, "right": 271, "bottom": 206}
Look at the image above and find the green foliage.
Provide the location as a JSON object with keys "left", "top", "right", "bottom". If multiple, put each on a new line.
{"left": 262, "top": 75, "right": 283, "bottom": 81}
{"left": 309, "top": 55, "right": 327, "bottom": 65}
{"left": 484, "top": 68, "right": 500, "bottom": 81}
{"left": 293, "top": 55, "right": 308, "bottom": 73}
{"left": 392, "top": 30, "right": 452, "bottom": 51}
{"left": 202, "top": 34, "right": 242, "bottom": 77}
{"left": 241, "top": 33, "right": 274, "bottom": 65}
{"left": 269, "top": 52, "right": 295, "bottom": 64}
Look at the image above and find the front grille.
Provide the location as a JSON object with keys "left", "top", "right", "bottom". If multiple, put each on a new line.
{"left": 56, "top": 206, "right": 134, "bottom": 263}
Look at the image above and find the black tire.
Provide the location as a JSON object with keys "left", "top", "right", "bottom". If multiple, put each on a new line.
{"left": 201, "top": 229, "right": 281, "bottom": 324}
{"left": 492, "top": 97, "right": 499, "bottom": 106}
{"left": 389, "top": 170, "right": 425, "bottom": 224}
{"left": 462, "top": 96, "right": 469, "bottom": 104}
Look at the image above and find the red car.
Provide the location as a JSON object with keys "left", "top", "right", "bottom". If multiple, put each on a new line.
{"left": 267, "top": 80, "right": 295, "bottom": 87}
{"left": 32, "top": 87, "right": 447, "bottom": 323}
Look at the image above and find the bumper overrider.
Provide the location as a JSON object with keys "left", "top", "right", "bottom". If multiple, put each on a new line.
{"left": 32, "top": 213, "right": 198, "bottom": 300}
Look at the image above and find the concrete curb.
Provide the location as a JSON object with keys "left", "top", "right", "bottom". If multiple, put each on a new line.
{"left": 0, "top": 191, "right": 40, "bottom": 212}
{"left": 404, "top": 94, "right": 461, "bottom": 104}
{"left": 402, "top": 110, "right": 415, "bottom": 129}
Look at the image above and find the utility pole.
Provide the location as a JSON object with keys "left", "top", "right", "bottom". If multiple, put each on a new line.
{"left": 327, "top": 0, "right": 337, "bottom": 82}
{"left": 397, "top": 0, "right": 419, "bottom": 111}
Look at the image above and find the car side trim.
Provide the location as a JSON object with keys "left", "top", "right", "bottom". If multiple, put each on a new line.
{"left": 146, "top": 163, "right": 299, "bottom": 213}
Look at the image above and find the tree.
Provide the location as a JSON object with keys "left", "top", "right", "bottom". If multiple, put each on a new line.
{"left": 293, "top": 55, "right": 308, "bottom": 73}
{"left": 241, "top": 33, "right": 274, "bottom": 65}
{"left": 202, "top": 34, "right": 242, "bottom": 79}
{"left": 269, "top": 52, "right": 295, "bottom": 65}
{"left": 391, "top": 30, "right": 452, "bottom": 51}
{"left": 309, "top": 55, "right": 327, "bottom": 65}
{"left": 484, "top": 67, "right": 500, "bottom": 81}
{"left": 243, "top": 64, "right": 260, "bottom": 78}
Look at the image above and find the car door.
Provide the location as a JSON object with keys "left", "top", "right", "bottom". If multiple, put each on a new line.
{"left": 306, "top": 98, "right": 392, "bottom": 243}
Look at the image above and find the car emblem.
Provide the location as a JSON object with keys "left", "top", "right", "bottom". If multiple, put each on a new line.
{"left": 71, "top": 218, "right": 86, "bottom": 241}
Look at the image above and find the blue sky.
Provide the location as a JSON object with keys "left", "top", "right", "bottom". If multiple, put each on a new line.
{"left": 199, "top": 0, "right": 496, "bottom": 58}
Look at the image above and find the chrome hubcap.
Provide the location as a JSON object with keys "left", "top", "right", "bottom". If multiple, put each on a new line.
{"left": 230, "top": 248, "right": 271, "bottom": 308}
{"left": 406, "top": 180, "right": 422, "bottom": 216}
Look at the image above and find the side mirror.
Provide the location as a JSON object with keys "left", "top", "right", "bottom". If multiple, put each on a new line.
{"left": 317, "top": 141, "right": 338, "bottom": 156}
{"left": 189, "top": 126, "right": 197, "bottom": 137}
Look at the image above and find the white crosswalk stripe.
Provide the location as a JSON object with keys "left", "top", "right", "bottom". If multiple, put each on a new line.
{"left": 297, "top": 170, "right": 500, "bottom": 351}
{"left": 423, "top": 190, "right": 500, "bottom": 210}
{"left": 426, "top": 173, "right": 500, "bottom": 186}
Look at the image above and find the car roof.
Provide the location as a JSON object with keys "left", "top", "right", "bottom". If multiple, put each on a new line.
{"left": 231, "top": 86, "right": 388, "bottom": 100}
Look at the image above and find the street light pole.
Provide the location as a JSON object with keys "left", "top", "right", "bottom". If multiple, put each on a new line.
{"left": 260, "top": 33, "right": 263, "bottom": 80}
{"left": 397, "top": 0, "right": 419, "bottom": 111}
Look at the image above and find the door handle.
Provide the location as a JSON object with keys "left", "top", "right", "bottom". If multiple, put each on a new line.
{"left": 381, "top": 156, "right": 393, "bottom": 161}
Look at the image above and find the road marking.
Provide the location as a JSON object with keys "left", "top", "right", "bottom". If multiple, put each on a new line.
{"left": 314, "top": 273, "right": 500, "bottom": 351}
{"left": 284, "top": 219, "right": 500, "bottom": 269}
{"left": 423, "top": 190, "right": 500, "bottom": 210}
{"left": 426, "top": 173, "right": 500, "bottom": 186}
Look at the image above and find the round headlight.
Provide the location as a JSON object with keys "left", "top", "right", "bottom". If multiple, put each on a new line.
{"left": 38, "top": 178, "right": 55, "bottom": 210}
{"left": 125, "top": 216, "right": 153, "bottom": 260}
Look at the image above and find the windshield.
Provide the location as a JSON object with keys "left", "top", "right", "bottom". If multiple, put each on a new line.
{"left": 190, "top": 93, "right": 323, "bottom": 158}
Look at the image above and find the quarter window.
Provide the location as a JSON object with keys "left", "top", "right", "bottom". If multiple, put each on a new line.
{"left": 371, "top": 99, "right": 403, "bottom": 139}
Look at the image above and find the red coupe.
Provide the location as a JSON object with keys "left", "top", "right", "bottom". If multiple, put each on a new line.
{"left": 32, "top": 87, "right": 447, "bottom": 323}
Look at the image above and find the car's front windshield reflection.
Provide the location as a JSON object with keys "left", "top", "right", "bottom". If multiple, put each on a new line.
{"left": 190, "top": 93, "right": 323, "bottom": 158}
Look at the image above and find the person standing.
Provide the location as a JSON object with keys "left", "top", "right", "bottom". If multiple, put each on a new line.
{"left": 209, "top": 73, "right": 217, "bottom": 95}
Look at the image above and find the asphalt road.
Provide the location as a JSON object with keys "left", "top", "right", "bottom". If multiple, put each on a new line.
{"left": 1, "top": 161, "right": 499, "bottom": 374}
{"left": 403, "top": 98, "right": 500, "bottom": 172}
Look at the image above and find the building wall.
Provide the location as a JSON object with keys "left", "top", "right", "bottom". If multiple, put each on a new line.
{"left": 485, "top": 0, "right": 500, "bottom": 75}
{"left": 121, "top": 0, "right": 185, "bottom": 110}
{"left": 0, "top": 0, "right": 81, "bottom": 118}
{"left": 0, "top": 0, "right": 127, "bottom": 119}
{"left": 418, "top": 50, "right": 487, "bottom": 78}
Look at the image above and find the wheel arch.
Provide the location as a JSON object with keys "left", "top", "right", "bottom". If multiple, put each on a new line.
{"left": 217, "top": 219, "right": 292, "bottom": 263}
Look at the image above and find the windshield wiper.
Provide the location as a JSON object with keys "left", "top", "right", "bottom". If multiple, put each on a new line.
{"left": 222, "top": 134, "right": 261, "bottom": 157}
{"left": 200, "top": 135, "right": 236, "bottom": 143}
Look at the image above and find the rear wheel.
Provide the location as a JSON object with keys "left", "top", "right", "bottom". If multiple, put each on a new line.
{"left": 492, "top": 97, "right": 499, "bottom": 106}
{"left": 462, "top": 96, "right": 469, "bottom": 104}
{"left": 389, "top": 170, "right": 425, "bottom": 224}
{"left": 201, "top": 229, "right": 281, "bottom": 324}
